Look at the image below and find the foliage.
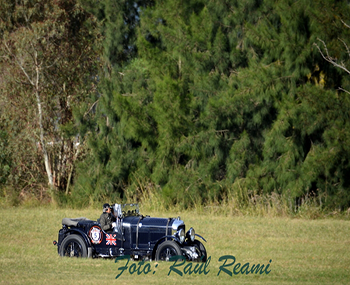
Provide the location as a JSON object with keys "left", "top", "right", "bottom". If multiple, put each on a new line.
{"left": 0, "top": 0, "right": 101, "bottom": 202}
{"left": 1, "top": 0, "right": 350, "bottom": 212}
{"left": 0, "top": 118, "right": 11, "bottom": 187}
{"left": 72, "top": 0, "right": 350, "bottom": 211}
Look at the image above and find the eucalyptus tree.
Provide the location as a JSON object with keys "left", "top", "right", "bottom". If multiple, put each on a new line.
{"left": 0, "top": 0, "right": 101, "bottom": 197}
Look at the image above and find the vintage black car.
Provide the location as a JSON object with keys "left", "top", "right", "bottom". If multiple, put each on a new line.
{"left": 53, "top": 203, "right": 207, "bottom": 261}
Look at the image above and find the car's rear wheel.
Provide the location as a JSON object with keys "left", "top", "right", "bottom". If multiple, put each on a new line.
{"left": 155, "top": 240, "right": 182, "bottom": 261}
{"left": 194, "top": 240, "right": 207, "bottom": 262}
{"left": 59, "top": 234, "right": 88, "bottom": 258}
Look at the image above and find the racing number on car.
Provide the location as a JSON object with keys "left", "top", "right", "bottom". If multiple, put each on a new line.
{"left": 89, "top": 226, "right": 102, "bottom": 244}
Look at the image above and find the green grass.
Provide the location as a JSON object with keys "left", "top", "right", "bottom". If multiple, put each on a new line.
{"left": 0, "top": 206, "right": 349, "bottom": 284}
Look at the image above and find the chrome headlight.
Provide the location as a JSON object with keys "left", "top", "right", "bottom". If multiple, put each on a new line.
{"left": 178, "top": 228, "right": 185, "bottom": 244}
{"left": 187, "top": 227, "right": 195, "bottom": 242}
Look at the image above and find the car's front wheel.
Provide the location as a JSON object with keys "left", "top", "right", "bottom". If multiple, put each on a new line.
{"left": 59, "top": 234, "right": 88, "bottom": 258}
{"left": 155, "top": 240, "right": 182, "bottom": 261}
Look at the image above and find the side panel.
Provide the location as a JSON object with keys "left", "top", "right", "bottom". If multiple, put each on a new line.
{"left": 87, "top": 225, "right": 122, "bottom": 256}
{"left": 123, "top": 216, "right": 172, "bottom": 250}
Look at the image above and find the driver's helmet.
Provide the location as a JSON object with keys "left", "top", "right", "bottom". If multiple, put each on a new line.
{"left": 103, "top": 203, "right": 111, "bottom": 212}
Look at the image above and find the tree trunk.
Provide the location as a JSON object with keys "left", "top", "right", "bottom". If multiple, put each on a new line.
{"left": 35, "top": 64, "right": 54, "bottom": 187}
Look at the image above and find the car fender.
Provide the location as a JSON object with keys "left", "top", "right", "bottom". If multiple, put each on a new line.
{"left": 151, "top": 235, "right": 181, "bottom": 259}
{"left": 64, "top": 228, "right": 93, "bottom": 248}
{"left": 195, "top": 233, "right": 207, "bottom": 242}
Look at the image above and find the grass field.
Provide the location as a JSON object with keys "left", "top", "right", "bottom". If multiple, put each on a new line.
{"left": 0, "top": 206, "right": 349, "bottom": 284}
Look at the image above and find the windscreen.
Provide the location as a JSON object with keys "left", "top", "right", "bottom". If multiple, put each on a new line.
{"left": 122, "top": 203, "right": 139, "bottom": 216}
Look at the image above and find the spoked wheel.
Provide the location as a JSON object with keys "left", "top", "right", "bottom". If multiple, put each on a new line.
{"left": 193, "top": 240, "right": 207, "bottom": 262}
{"left": 59, "top": 234, "right": 88, "bottom": 258}
{"left": 155, "top": 240, "right": 182, "bottom": 261}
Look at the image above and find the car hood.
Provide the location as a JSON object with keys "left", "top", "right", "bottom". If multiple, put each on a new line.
{"left": 123, "top": 216, "right": 184, "bottom": 231}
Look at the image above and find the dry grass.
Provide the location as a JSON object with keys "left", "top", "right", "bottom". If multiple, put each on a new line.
{"left": 0, "top": 206, "right": 349, "bottom": 284}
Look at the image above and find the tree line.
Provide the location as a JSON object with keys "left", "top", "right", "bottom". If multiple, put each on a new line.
{"left": 1, "top": 0, "right": 350, "bottom": 211}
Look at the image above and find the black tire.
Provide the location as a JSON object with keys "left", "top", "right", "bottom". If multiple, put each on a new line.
{"left": 59, "top": 234, "right": 88, "bottom": 258}
{"left": 155, "top": 240, "right": 182, "bottom": 261}
{"left": 194, "top": 240, "right": 207, "bottom": 262}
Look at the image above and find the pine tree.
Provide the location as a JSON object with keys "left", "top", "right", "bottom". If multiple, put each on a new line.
{"left": 234, "top": 0, "right": 350, "bottom": 208}
{"left": 75, "top": 0, "right": 350, "bottom": 210}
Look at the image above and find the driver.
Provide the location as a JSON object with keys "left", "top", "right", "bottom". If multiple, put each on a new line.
{"left": 100, "top": 203, "right": 116, "bottom": 233}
